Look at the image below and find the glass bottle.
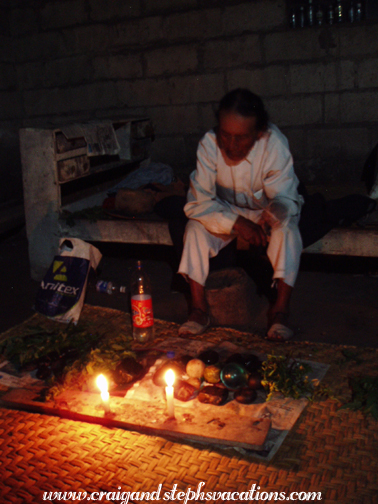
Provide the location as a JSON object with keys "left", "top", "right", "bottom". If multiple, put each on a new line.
{"left": 96, "top": 280, "right": 127, "bottom": 295}
{"left": 299, "top": 5, "right": 306, "bottom": 27}
{"left": 308, "top": 0, "right": 314, "bottom": 26}
{"left": 130, "top": 260, "right": 154, "bottom": 343}
{"left": 328, "top": 3, "right": 335, "bottom": 24}
{"left": 316, "top": 4, "right": 324, "bottom": 24}
{"left": 348, "top": 1, "right": 355, "bottom": 21}
{"left": 336, "top": 0, "right": 344, "bottom": 22}
{"left": 290, "top": 7, "right": 297, "bottom": 28}
{"left": 355, "top": 2, "right": 363, "bottom": 21}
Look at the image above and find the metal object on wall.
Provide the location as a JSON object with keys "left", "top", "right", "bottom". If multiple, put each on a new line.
{"left": 20, "top": 118, "right": 153, "bottom": 279}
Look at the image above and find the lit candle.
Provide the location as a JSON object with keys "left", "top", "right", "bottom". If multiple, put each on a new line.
{"left": 96, "top": 374, "right": 110, "bottom": 413}
{"left": 165, "top": 369, "right": 175, "bottom": 418}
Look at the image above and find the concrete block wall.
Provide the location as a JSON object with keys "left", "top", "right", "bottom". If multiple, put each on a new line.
{"left": 0, "top": 2, "right": 23, "bottom": 207}
{"left": 2, "top": 0, "right": 378, "bottom": 207}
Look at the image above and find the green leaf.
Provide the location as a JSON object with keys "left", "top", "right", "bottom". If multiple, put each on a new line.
{"left": 343, "top": 375, "right": 378, "bottom": 418}
{"left": 261, "top": 353, "right": 325, "bottom": 401}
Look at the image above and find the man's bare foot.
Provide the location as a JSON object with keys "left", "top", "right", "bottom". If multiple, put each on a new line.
{"left": 188, "top": 307, "right": 209, "bottom": 325}
{"left": 267, "top": 310, "right": 289, "bottom": 328}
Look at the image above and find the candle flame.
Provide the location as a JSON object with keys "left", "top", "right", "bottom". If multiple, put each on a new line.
{"left": 165, "top": 369, "right": 175, "bottom": 387}
{"left": 96, "top": 374, "right": 108, "bottom": 393}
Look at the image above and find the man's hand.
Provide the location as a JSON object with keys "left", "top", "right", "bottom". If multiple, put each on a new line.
{"left": 232, "top": 215, "right": 268, "bottom": 247}
{"left": 258, "top": 209, "right": 276, "bottom": 236}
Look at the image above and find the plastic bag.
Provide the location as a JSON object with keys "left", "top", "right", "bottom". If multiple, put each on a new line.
{"left": 35, "top": 238, "right": 102, "bottom": 324}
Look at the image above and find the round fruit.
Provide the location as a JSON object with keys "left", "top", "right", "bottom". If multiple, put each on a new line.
{"left": 204, "top": 364, "right": 221, "bottom": 384}
{"left": 198, "top": 386, "right": 228, "bottom": 405}
{"left": 186, "top": 377, "right": 202, "bottom": 389}
{"left": 220, "top": 363, "right": 249, "bottom": 390}
{"left": 234, "top": 387, "right": 257, "bottom": 404}
{"left": 198, "top": 349, "right": 219, "bottom": 365}
{"left": 113, "top": 357, "right": 144, "bottom": 386}
{"left": 225, "top": 353, "right": 245, "bottom": 365}
{"left": 243, "top": 353, "right": 262, "bottom": 373}
{"left": 186, "top": 358, "right": 206, "bottom": 379}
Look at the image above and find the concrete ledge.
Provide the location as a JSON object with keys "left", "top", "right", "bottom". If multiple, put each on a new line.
{"left": 58, "top": 218, "right": 174, "bottom": 246}
{"left": 304, "top": 226, "right": 378, "bottom": 256}
{"left": 58, "top": 217, "right": 378, "bottom": 257}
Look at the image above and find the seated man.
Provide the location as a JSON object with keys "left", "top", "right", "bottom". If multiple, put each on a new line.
{"left": 177, "top": 88, "right": 304, "bottom": 341}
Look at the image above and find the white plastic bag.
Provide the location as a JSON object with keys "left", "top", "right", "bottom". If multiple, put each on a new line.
{"left": 35, "top": 238, "right": 102, "bottom": 324}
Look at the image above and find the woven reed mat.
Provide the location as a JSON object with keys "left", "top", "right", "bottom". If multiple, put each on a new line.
{"left": 1, "top": 305, "right": 378, "bottom": 504}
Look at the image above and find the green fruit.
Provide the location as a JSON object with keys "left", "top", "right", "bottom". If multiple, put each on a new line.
{"left": 220, "top": 363, "right": 249, "bottom": 390}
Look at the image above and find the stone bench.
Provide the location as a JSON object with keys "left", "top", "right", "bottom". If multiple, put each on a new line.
{"left": 57, "top": 213, "right": 378, "bottom": 257}
{"left": 57, "top": 183, "right": 378, "bottom": 258}
{"left": 27, "top": 182, "right": 378, "bottom": 279}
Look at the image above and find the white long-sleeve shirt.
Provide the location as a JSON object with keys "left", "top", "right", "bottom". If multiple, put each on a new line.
{"left": 184, "top": 124, "right": 303, "bottom": 235}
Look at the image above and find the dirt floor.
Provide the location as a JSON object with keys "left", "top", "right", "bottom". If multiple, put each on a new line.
{"left": 1, "top": 225, "right": 378, "bottom": 348}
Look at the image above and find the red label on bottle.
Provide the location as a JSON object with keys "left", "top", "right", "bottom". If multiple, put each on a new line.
{"left": 131, "top": 295, "right": 154, "bottom": 328}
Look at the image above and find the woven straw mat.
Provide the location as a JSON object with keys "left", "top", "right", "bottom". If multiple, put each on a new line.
{"left": 0, "top": 305, "right": 378, "bottom": 504}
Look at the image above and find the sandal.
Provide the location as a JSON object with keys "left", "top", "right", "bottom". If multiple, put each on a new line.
{"left": 266, "top": 312, "right": 293, "bottom": 341}
{"left": 178, "top": 309, "right": 210, "bottom": 336}
{"left": 266, "top": 323, "right": 293, "bottom": 341}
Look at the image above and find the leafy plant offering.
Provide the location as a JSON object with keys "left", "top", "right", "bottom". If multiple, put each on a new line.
{"left": 261, "top": 354, "right": 328, "bottom": 401}
{"left": 0, "top": 322, "right": 135, "bottom": 400}
{"left": 342, "top": 375, "right": 378, "bottom": 419}
{"left": 47, "top": 325, "right": 138, "bottom": 397}
{"left": 0, "top": 324, "right": 101, "bottom": 369}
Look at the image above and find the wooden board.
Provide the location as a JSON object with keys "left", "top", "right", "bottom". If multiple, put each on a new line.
{"left": 1, "top": 388, "right": 270, "bottom": 450}
{"left": 0, "top": 338, "right": 330, "bottom": 456}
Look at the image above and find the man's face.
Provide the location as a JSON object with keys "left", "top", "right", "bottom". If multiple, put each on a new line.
{"left": 217, "top": 111, "right": 262, "bottom": 163}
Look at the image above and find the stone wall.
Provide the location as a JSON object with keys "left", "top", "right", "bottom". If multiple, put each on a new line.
{"left": 0, "top": 2, "right": 21, "bottom": 206}
{"left": 2, "top": 0, "right": 378, "bottom": 205}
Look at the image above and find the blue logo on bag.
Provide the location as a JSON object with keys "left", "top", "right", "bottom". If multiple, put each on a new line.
{"left": 35, "top": 255, "right": 90, "bottom": 317}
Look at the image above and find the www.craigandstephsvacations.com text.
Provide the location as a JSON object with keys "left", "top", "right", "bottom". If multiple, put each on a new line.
{"left": 42, "top": 482, "right": 322, "bottom": 502}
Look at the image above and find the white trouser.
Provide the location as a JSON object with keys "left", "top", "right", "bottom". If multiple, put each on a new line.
{"left": 178, "top": 215, "right": 302, "bottom": 288}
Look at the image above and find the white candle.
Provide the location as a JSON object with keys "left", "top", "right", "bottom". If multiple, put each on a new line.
{"left": 96, "top": 374, "right": 110, "bottom": 413}
{"left": 165, "top": 369, "right": 175, "bottom": 418}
